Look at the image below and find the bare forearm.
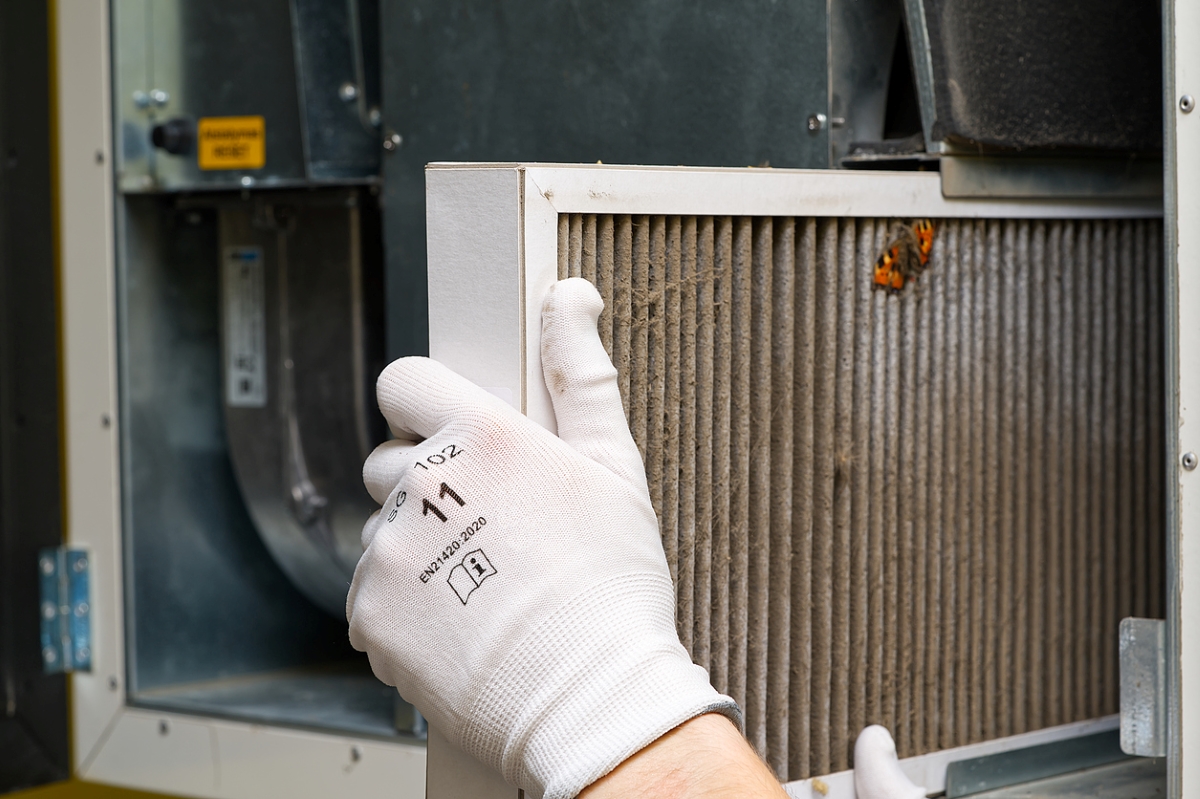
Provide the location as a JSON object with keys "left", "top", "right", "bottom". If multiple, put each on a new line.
{"left": 579, "top": 713, "right": 790, "bottom": 799}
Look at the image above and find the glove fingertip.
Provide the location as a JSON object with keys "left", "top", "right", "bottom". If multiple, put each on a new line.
{"left": 543, "top": 277, "right": 603, "bottom": 325}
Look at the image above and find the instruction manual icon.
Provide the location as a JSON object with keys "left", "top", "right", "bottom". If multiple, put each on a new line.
{"left": 448, "top": 549, "right": 497, "bottom": 604}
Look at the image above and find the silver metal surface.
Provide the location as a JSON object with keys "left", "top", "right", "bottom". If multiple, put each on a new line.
{"left": 807, "top": 113, "right": 827, "bottom": 133}
{"left": 965, "top": 757, "right": 1165, "bottom": 799}
{"left": 900, "top": 0, "right": 938, "bottom": 152}
{"left": 117, "top": 193, "right": 363, "bottom": 692}
{"left": 829, "top": 0, "right": 901, "bottom": 163}
{"left": 1119, "top": 618, "right": 1167, "bottom": 757}
{"left": 217, "top": 193, "right": 385, "bottom": 616}
{"left": 116, "top": 190, "right": 402, "bottom": 737}
{"left": 941, "top": 156, "right": 1164, "bottom": 200}
{"left": 133, "top": 664, "right": 421, "bottom": 740}
{"left": 1181, "top": 94, "right": 1194, "bottom": 113}
{"left": 1182, "top": 452, "right": 1196, "bottom": 470}
{"left": 112, "top": 0, "right": 379, "bottom": 192}
{"left": 944, "top": 730, "right": 1128, "bottom": 798}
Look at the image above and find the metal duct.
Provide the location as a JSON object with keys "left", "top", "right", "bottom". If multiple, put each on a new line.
{"left": 556, "top": 213, "right": 1164, "bottom": 780}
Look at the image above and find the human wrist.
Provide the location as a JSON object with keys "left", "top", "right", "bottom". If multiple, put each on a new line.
{"left": 579, "top": 713, "right": 789, "bottom": 799}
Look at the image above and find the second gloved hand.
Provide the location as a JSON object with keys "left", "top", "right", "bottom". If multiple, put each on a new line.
{"left": 347, "top": 278, "right": 738, "bottom": 799}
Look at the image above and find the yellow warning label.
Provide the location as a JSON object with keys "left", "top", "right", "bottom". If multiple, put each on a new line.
{"left": 197, "top": 116, "right": 265, "bottom": 170}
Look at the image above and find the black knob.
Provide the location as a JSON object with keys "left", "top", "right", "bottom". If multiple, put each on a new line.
{"left": 150, "top": 118, "right": 193, "bottom": 156}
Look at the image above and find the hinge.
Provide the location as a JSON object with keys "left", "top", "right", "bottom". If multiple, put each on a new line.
{"left": 1118, "top": 617, "right": 1166, "bottom": 757}
{"left": 38, "top": 547, "right": 92, "bottom": 673}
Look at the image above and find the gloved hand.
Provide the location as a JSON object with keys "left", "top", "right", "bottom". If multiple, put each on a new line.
{"left": 347, "top": 278, "right": 739, "bottom": 799}
{"left": 854, "top": 726, "right": 926, "bottom": 799}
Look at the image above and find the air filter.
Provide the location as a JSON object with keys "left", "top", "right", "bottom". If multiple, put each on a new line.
{"left": 558, "top": 213, "right": 1164, "bottom": 779}
{"left": 427, "top": 165, "right": 1165, "bottom": 785}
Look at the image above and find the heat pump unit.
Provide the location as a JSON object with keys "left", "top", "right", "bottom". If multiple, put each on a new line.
{"left": 423, "top": 164, "right": 1164, "bottom": 798}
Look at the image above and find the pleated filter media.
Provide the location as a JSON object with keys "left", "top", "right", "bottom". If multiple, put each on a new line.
{"left": 556, "top": 213, "right": 1165, "bottom": 781}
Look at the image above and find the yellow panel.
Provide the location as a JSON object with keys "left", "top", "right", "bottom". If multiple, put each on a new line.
{"left": 197, "top": 116, "right": 265, "bottom": 170}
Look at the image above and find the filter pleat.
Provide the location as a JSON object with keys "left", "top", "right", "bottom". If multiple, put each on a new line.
{"left": 710, "top": 217, "right": 734, "bottom": 695}
{"left": 849, "top": 220, "right": 874, "bottom": 750}
{"left": 692, "top": 217, "right": 716, "bottom": 673}
{"left": 767, "top": 217, "right": 796, "bottom": 777}
{"left": 789, "top": 218, "right": 818, "bottom": 779}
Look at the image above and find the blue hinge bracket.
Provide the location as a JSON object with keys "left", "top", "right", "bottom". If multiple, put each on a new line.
{"left": 38, "top": 547, "right": 92, "bottom": 673}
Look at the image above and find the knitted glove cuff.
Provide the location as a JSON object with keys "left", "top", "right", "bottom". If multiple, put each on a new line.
{"left": 459, "top": 572, "right": 740, "bottom": 799}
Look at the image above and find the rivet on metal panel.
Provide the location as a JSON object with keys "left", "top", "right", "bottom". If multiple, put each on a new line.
{"left": 1181, "top": 95, "right": 1195, "bottom": 113}
{"left": 368, "top": 106, "right": 382, "bottom": 127}
{"left": 338, "top": 82, "right": 358, "bottom": 102}
{"left": 240, "top": 176, "right": 255, "bottom": 188}
{"left": 132, "top": 90, "right": 150, "bottom": 109}
{"left": 807, "top": 113, "right": 827, "bottom": 133}
{"left": 150, "top": 89, "right": 169, "bottom": 107}
{"left": 1182, "top": 451, "right": 1197, "bottom": 470}
{"left": 382, "top": 131, "right": 403, "bottom": 152}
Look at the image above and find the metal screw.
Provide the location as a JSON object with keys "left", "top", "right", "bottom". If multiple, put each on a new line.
{"left": 338, "top": 82, "right": 359, "bottom": 102}
{"left": 73, "top": 557, "right": 87, "bottom": 572}
{"left": 1182, "top": 95, "right": 1195, "bottom": 114}
{"left": 149, "top": 89, "right": 169, "bottom": 107}
{"left": 132, "top": 91, "right": 150, "bottom": 109}
{"left": 159, "top": 720, "right": 170, "bottom": 736}
{"left": 350, "top": 745, "right": 363, "bottom": 762}
{"left": 42, "top": 602, "right": 57, "bottom": 620}
{"left": 807, "top": 113, "right": 827, "bottom": 133}
{"left": 1184, "top": 451, "right": 1198, "bottom": 470}
{"left": 382, "top": 131, "right": 402, "bottom": 152}
{"left": 240, "top": 176, "right": 255, "bottom": 187}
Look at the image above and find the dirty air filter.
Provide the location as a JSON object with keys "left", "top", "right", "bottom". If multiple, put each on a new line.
{"left": 556, "top": 213, "right": 1164, "bottom": 780}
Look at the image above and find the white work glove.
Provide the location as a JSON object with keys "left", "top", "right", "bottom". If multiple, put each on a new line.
{"left": 854, "top": 726, "right": 926, "bottom": 799}
{"left": 347, "top": 278, "right": 739, "bottom": 799}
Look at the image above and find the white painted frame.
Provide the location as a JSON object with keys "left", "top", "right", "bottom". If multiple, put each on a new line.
{"left": 57, "top": 5, "right": 425, "bottom": 796}
{"left": 1166, "top": 1, "right": 1198, "bottom": 796}
{"left": 425, "top": 162, "right": 1161, "bottom": 799}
